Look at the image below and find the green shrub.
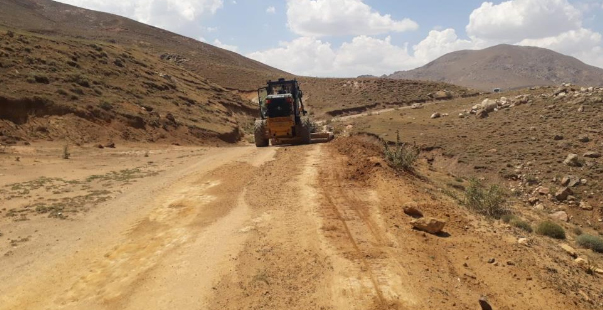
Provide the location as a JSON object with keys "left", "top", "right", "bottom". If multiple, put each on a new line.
{"left": 511, "top": 219, "right": 533, "bottom": 233}
{"left": 383, "top": 131, "right": 419, "bottom": 172}
{"left": 501, "top": 214, "right": 518, "bottom": 223}
{"left": 536, "top": 221, "right": 566, "bottom": 239}
{"left": 576, "top": 234, "right": 603, "bottom": 253}
{"left": 464, "top": 178, "right": 509, "bottom": 218}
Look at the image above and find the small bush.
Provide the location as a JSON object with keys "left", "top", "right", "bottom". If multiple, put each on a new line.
{"left": 511, "top": 219, "right": 533, "bottom": 233}
{"left": 501, "top": 214, "right": 518, "bottom": 223}
{"left": 464, "top": 178, "right": 509, "bottom": 218}
{"left": 576, "top": 234, "right": 603, "bottom": 253}
{"left": 7, "top": 30, "right": 14, "bottom": 38}
{"left": 536, "top": 221, "right": 566, "bottom": 239}
{"left": 383, "top": 131, "right": 419, "bottom": 172}
{"left": 56, "top": 89, "right": 68, "bottom": 96}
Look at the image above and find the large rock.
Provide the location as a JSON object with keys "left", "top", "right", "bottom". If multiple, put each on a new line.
{"left": 433, "top": 90, "right": 452, "bottom": 100}
{"left": 480, "top": 99, "right": 498, "bottom": 112}
{"left": 411, "top": 217, "right": 446, "bottom": 234}
{"left": 555, "top": 187, "right": 573, "bottom": 201}
{"left": 550, "top": 211, "right": 569, "bottom": 222}
{"left": 563, "top": 154, "right": 582, "bottom": 167}
{"left": 577, "top": 134, "right": 590, "bottom": 143}
{"left": 431, "top": 112, "right": 441, "bottom": 119}
{"left": 579, "top": 201, "right": 593, "bottom": 211}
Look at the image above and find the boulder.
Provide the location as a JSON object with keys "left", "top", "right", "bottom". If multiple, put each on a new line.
{"left": 560, "top": 244, "right": 577, "bottom": 257}
{"left": 434, "top": 90, "right": 452, "bottom": 100}
{"left": 476, "top": 109, "right": 489, "bottom": 119}
{"left": 431, "top": 112, "right": 441, "bottom": 119}
{"left": 563, "top": 154, "right": 582, "bottom": 167}
{"left": 410, "top": 217, "right": 446, "bottom": 234}
{"left": 555, "top": 187, "right": 573, "bottom": 201}
{"left": 480, "top": 99, "right": 498, "bottom": 112}
{"left": 550, "top": 211, "right": 569, "bottom": 222}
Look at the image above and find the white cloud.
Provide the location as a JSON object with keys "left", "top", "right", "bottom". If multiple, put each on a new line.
{"left": 247, "top": 37, "right": 337, "bottom": 76}
{"left": 266, "top": 6, "right": 276, "bottom": 14}
{"left": 413, "top": 29, "right": 481, "bottom": 64}
{"left": 286, "top": 0, "right": 418, "bottom": 37}
{"left": 55, "top": 0, "right": 223, "bottom": 30}
{"left": 466, "top": 0, "right": 582, "bottom": 42}
{"left": 213, "top": 39, "right": 239, "bottom": 52}
{"left": 247, "top": 36, "right": 423, "bottom": 77}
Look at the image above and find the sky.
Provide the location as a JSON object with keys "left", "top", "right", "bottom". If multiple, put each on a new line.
{"left": 55, "top": 0, "right": 603, "bottom": 77}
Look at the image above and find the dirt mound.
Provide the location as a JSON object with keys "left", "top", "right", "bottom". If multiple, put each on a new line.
{"left": 387, "top": 44, "right": 603, "bottom": 91}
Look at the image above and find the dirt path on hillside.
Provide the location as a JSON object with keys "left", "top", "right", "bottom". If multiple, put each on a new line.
{"left": 0, "top": 144, "right": 405, "bottom": 310}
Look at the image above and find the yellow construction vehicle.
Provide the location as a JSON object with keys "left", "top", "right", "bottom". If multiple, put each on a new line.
{"left": 254, "top": 78, "right": 331, "bottom": 147}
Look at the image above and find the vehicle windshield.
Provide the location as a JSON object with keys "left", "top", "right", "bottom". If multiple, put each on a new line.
{"left": 269, "top": 83, "right": 292, "bottom": 95}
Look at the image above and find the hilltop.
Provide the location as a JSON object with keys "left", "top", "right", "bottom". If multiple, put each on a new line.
{"left": 387, "top": 44, "right": 603, "bottom": 91}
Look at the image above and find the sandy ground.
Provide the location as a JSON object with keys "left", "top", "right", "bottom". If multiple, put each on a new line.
{"left": 1, "top": 140, "right": 601, "bottom": 310}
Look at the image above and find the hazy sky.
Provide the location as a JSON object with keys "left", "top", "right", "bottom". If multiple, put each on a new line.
{"left": 55, "top": 0, "right": 603, "bottom": 77}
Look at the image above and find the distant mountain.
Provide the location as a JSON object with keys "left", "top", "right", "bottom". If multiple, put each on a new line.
{"left": 387, "top": 44, "right": 603, "bottom": 91}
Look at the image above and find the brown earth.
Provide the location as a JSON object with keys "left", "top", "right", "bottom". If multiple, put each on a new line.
{"left": 346, "top": 85, "right": 603, "bottom": 240}
{"left": 387, "top": 44, "right": 603, "bottom": 91}
{"left": 1, "top": 139, "right": 602, "bottom": 309}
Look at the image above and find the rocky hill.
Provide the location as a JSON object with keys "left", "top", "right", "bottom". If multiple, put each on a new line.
{"left": 387, "top": 44, "right": 603, "bottom": 91}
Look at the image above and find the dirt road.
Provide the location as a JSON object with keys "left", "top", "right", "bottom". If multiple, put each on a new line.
{"left": 2, "top": 141, "right": 601, "bottom": 310}
{"left": 0, "top": 144, "right": 403, "bottom": 310}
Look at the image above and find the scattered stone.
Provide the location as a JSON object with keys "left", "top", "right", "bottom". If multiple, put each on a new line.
{"left": 410, "top": 217, "right": 446, "bottom": 234}
{"left": 536, "top": 187, "right": 550, "bottom": 195}
{"left": 595, "top": 268, "right": 603, "bottom": 275}
{"left": 560, "top": 244, "right": 577, "bottom": 257}
{"left": 517, "top": 238, "right": 530, "bottom": 245}
{"left": 555, "top": 187, "right": 573, "bottom": 201}
{"left": 553, "top": 134, "right": 563, "bottom": 141}
{"left": 104, "top": 142, "right": 115, "bottom": 148}
{"left": 410, "top": 103, "right": 423, "bottom": 109}
{"left": 550, "top": 210, "right": 569, "bottom": 222}
{"left": 433, "top": 90, "right": 452, "bottom": 100}
{"left": 528, "top": 197, "right": 539, "bottom": 205}
{"left": 479, "top": 296, "right": 493, "bottom": 310}
{"left": 563, "top": 154, "right": 582, "bottom": 167}
{"left": 403, "top": 203, "right": 423, "bottom": 218}
{"left": 584, "top": 151, "right": 601, "bottom": 158}
{"left": 579, "top": 201, "right": 593, "bottom": 211}
{"left": 96, "top": 144, "right": 104, "bottom": 149}
{"left": 431, "top": 112, "right": 441, "bottom": 119}
{"left": 574, "top": 257, "right": 589, "bottom": 270}
{"left": 487, "top": 258, "right": 496, "bottom": 264}
{"left": 506, "top": 261, "right": 515, "bottom": 266}
{"left": 534, "top": 203, "right": 545, "bottom": 211}
{"left": 561, "top": 175, "right": 581, "bottom": 187}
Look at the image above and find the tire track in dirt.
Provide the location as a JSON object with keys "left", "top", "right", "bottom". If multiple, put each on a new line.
{"left": 317, "top": 151, "right": 417, "bottom": 310}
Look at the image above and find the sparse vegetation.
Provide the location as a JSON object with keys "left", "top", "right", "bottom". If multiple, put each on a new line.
{"left": 576, "top": 234, "right": 603, "bottom": 253}
{"left": 383, "top": 131, "right": 419, "bottom": 172}
{"left": 511, "top": 219, "right": 533, "bottom": 233}
{"left": 501, "top": 214, "right": 518, "bottom": 223}
{"left": 99, "top": 101, "right": 113, "bottom": 111}
{"left": 536, "top": 221, "right": 566, "bottom": 239}
{"left": 464, "top": 178, "right": 508, "bottom": 218}
{"left": 6, "top": 30, "right": 14, "bottom": 37}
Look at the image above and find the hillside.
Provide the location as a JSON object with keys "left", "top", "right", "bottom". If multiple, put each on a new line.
{"left": 0, "top": 0, "right": 288, "bottom": 90}
{"left": 387, "top": 44, "right": 603, "bottom": 91}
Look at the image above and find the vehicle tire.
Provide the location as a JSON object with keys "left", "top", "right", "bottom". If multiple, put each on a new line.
{"left": 254, "top": 120, "right": 269, "bottom": 147}
{"left": 300, "top": 120, "right": 312, "bottom": 145}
